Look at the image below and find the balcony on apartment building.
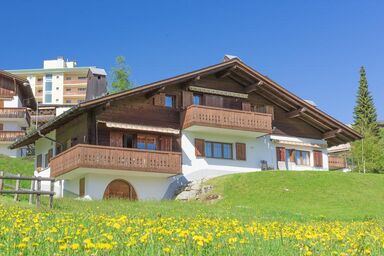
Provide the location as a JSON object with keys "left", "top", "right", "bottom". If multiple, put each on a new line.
{"left": 63, "top": 79, "right": 87, "bottom": 85}
{"left": 182, "top": 105, "right": 273, "bottom": 136}
{"left": 49, "top": 144, "right": 182, "bottom": 178}
{"left": 0, "top": 108, "right": 30, "bottom": 126}
{"left": 0, "top": 131, "right": 26, "bottom": 143}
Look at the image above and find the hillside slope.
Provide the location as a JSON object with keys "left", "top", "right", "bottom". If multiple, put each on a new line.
{"left": 0, "top": 155, "right": 34, "bottom": 176}
{"left": 207, "top": 171, "right": 384, "bottom": 220}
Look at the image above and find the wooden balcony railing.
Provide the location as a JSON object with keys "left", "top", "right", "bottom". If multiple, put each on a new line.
{"left": 0, "top": 131, "right": 26, "bottom": 142}
{"left": 328, "top": 156, "right": 347, "bottom": 170}
{"left": 50, "top": 144, "right": 182, "bottom": 178}
{"left": 0, "top": 108, "right": 30, "bottom": 125}
{"left": 182, "top": 105, "right": 272, "bottom": 133}
{"left": 64, "top": 79, "right": 87, "bottom": 85}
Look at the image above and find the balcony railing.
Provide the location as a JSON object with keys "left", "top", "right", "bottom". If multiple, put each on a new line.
{"left": 50, "top": 144, "right": 182, "bottom": 178}
{"left": 328, "top": 156, "right": 347, "bottom": 170}
{"left": 0, "top": 131, "right": 26, "bottom": 142}
{"left": 64, "top": 79, "right": 87, "bottom": 85}
{"left": 182, "top": 105, "right": 272, "bottom": 133}
{"left": 0, "top": 108, "right": 30, "bottom": 125}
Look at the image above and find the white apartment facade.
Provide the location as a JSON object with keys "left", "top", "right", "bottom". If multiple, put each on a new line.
{"left": 7, "top": 57, "right": 107, "bottom": 125}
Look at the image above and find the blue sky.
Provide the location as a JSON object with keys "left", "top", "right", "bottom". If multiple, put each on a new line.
{"left": 1, "top": 0, "right": 383, "bottom": 124}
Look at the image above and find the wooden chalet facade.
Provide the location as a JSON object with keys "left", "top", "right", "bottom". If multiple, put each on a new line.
{"left": 11, "top": 57, "right": 361, "bottom": 200}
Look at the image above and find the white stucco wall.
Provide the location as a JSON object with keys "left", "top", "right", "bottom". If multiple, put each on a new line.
{"left": 182, "top": 131, "right": 330, "bottom": 181}
{"left": 61, "top": 172, "right": 175, "bottom": 200}
{"left": 52, "top": 74, "right": 64, "bottom": 104}
{"left": 182, "top": 130, "right": 276, "bottom": 180}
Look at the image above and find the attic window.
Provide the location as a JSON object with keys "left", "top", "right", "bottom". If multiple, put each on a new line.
{"left": 98, "top": 76, "right": 101, "bottom": 79}
{"left": 165, "top": 95, "right": 176, "bottom": 108}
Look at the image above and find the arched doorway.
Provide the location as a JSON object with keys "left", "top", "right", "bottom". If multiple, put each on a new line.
{"left": 103, "top": 179, "right": 138, "bottom": 200}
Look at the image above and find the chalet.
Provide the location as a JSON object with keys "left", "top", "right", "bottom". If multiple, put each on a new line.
{"left": 0, "top": 71, "right": 36, "bottom": 157}
{"left": 10, "top": 56, "right": 362, "bottom": 200}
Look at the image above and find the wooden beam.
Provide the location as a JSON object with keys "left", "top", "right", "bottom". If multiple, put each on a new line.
{"left": 301, "top": 112, "right": 333, "bottom": 131}
{"left": 287, "top": 107, "right": 307, "bottom": 118}
{"left": 323, "top": 129, "right": 342, "bottom": 139}
{"left": 145, "top": 86, "right": 165, "bottom": 98}
{"left": 216, "top": 66, "right": 237, "bottom": 79}
{"left": 245, "top": 81, "right": 263, "bottom": 93}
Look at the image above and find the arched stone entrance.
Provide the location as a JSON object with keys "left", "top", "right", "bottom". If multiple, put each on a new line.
{"left": 103, "top": 179, "right": 138, "bottom": 200}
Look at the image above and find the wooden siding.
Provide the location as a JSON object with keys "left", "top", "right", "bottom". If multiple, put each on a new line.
{"left": 49, "top": 144, "right": 182, "bottom": 178}
{"left": 56, "top": 113, "right": 88, "bottom": 150}
{"left": 182, "top": 105, "right": 272, "bottom": 133}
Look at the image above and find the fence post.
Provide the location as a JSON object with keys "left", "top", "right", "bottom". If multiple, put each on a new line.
{"left": 14, "top": 174, "right": 21, "bottom": 201}
{"left": 49, "top": 180, "right": 54, "bottom": 209}
{"left": 36, "top": 177, "right": 41, "bottom": 207}
{"left": 29, "top": 179, "right": 35, "bottom": 205}
{"left": 0, "top": 171, "right": 3, "bottom": 191}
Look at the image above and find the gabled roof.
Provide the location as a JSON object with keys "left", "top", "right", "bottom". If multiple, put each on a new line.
{"left": 10, "top": 58, "right": 362, "bottom": 149}
{"left": 0, "top": 70, "right": 37, "bottom": 110}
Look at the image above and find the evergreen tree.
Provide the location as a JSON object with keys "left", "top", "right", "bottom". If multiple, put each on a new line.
{"left": 110, "top": 56, "right": 132, "bottom": 93}
{"left": 353, "top": 66, "right": 378, "bottom": 134}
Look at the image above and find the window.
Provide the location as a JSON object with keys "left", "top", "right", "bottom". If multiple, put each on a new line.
{"left": 78, "top": 88, "right": 87, "bottom": 91}
{"left": 193, "top": 94, "right": 202, "bottom": 105}
{"left": 43, "top": 152, "right": 49, "bottom": 168}
{"left": 295, "top": 150, "right": 310, "bottom": 166}
{"left": 66, "top": 77, "right": 72, "bottom": 80}
{"left": 123, "top": 134, "right": 133, "bottom": 148}
{"left": 44, "top": 94, "right": 52, "bottom": 103}
{"left": 66, "top": 88, "right": 71, "bottom": 91}
{"left": 36, "top": 154, "right": 42, "bottom": 170}
{"left": 44, "top": 74, "right": 52, "bottom": 103}
{"left": 287, "top": 149, "right": 296, "bottom": 162}
{"left": 45, "top": 81, "right": 52, "bottom": 91}
{"left": 276, "top": 147, "right": 286, "bottom": 161}
{"left": 137, "top": 135, "right": 157, "bottom": 150}
{"left": 78, "top": 76, "right": 87, "bottom": 80}
{"left": 205, "top": 141, "right": 232, "bottom": 159}
{"left": 66, "top": 100, "right": 72, "bottom": 103}
{"left": 165, "top": 95, "right": 176, "bottom": 108}
{"left": 37, "top": 78, "right": 43, "bottom": 82}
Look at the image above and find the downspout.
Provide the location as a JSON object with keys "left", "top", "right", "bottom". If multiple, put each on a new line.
{"left": 37, "top": 130, "right": 65, "bottom": 153}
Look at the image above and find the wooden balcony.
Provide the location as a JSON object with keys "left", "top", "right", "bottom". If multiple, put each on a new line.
{"left": 0, "top": 131, "right": 26, "bottom": 142}
{"left": 328, "top": 156, "right": 347, "bottom": 170}
{"left": 182, "top": 105, "right": 272, "bottom": 133}
{"left": 0, "top": 108, "right": 30, "bottom": 125}
{"left": 50, "top": 144, "right": 182, "bottom": 178}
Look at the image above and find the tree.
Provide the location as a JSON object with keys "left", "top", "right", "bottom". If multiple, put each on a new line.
{"left": 351, "top": 66, "right": 382, "bottom": 173}
{"left": 110, "top": 56, "right": 132, "bottom": 93}
{"left": 353, "top": 66, "right": 378, "bottom": 134}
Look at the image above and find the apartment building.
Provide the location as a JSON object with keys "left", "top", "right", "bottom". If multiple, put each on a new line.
{"left": 7, "top": 57, "right": 107, "bottom": 125}
{"left": 0, "top": 71, "right": 36, "bottom": 157}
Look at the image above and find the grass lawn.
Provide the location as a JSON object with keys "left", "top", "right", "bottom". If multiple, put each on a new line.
{"left": 0, "top": 155, "right": 34, "bottom": 191}
{"left": 1, "top": 171, "right": 384, "bottom": 255}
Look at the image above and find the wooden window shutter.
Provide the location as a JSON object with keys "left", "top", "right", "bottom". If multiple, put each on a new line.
{"left": 195, "top": 139, "right": 205, "bottom": 157}
{"left": 242, "top": 102, "right": 251, "bottom": 111}
{"left": 79, "top": 178, "right": 85, "bottom": 197}
{"left": 236, "top": 143, "right": 246, "bottom": 160}
{"left": 153, "top": 93, "right": 165, "bottom": 106}
{"left": 204, "top": 95, "right": 223, "bottom": 107}
{"left": 47, "top": 148, "right": 53, "bottom": 164}
{"left": 110, "top": 131, "right": 123, "bottom": 147}
{"left": 266, "top": 105, "right": 275, "bottom": 120}
{"left": 0, "top": 123, "right": 3, "bottom": 130}
{"left": 276, "top": 147, "right": 286, "bottom": 161}
{"left": 182, "top": 91, "right": 193, "bottom": 108}
{"left": 314, "top": 150, "right": 323, "bottom": 167}
{"left": 160, "top": 136, "right": 172, "bottom": 151}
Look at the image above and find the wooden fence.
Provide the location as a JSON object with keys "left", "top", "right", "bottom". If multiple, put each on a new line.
{"left": 0, "top": 171, "right": 55, "bottom": 208}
